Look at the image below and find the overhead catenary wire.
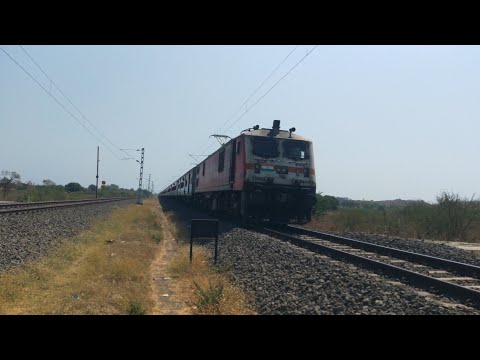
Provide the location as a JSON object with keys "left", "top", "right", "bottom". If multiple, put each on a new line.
{"left": 162, "top": 45, "right": 318, "bottom": 192}
{"left": 2, "top": 46, "right": 153, "bottom": 192}
{"left": 17, "top": 45, "right": 136, "bottom": 161}
{"left": 199, "top": 45, "right": 319, "bottom": 157}
{"left": 0, "top": 47, "right": 122, "bottom": 160}
{"left": 223, "top": 45, "right": 319, "bottom": 135}
{"left": 196, "top": 45, "right": 299, "bottom": 154}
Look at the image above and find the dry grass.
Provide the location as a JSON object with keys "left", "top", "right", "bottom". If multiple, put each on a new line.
{"left": 159, "top": 203, "right": 254, "bottom": 314}
{"left": 0, "top": 198, "right": 162, "bottom": 314}
{"left": 309, "top": 209, "right": 480, "bottom": 243}
{"left": 167, "top": 244, "right": 255, "bottom": 315}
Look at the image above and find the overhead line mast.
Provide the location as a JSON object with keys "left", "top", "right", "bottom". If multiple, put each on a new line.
{"left": 137, "top": 148, "right": 145, "bottom": 204}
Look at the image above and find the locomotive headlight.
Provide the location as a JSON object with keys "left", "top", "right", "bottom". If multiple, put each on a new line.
{"left": 304, "top": 167, "right": 310, "bottom": 177}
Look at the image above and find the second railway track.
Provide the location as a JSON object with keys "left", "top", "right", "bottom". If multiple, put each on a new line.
{"left": 256, "top": 225, "right": 480, "bottom": 308}
{"left": 0, "top": 197, "right": 132, "bottom": 215}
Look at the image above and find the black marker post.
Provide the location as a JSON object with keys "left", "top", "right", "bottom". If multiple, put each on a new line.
{"left": 190, "top": 219, "right": 220, "bottom": 264}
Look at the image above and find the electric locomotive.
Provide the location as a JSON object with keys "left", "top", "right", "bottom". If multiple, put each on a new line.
{"left": 159, "top": 120, "right": 316, "bottom": 223}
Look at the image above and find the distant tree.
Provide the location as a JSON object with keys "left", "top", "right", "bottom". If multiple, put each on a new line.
{"left": 0, "top": 170, "right": 21, "bottom": 200}
{"left": 316, "top": 193, "right": 339, "bottom": 214}
{"left": 338, "top": 198, "right": 357, "bottom": 208}
{"left": 15, "top": 181, "right": 28, "bottom": 190}
{"left": 88, "top": 184, "right": 96, "bottom": 192}
{"left": 436, "top": 191, "right": 480, "bottom": 241}
{"left": 65, "top": 182, "right": 83, "bottom": 192}
{"left": 107, "top": 184, "right": 120, "bottom": 190}
{"left": 42, "top": 179, "right": 56, "bottom": 186}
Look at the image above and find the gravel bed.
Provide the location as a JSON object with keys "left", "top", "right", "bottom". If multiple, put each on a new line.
{"left": 309, "top": 238, "right": 480, "bottom": 282}
{"left": 310, "top": 229, "right": 480, "bottom": 267}
{"left": 209, "top": 228, "right": 480, "bottom": 315}
{"left": 158, "top": 198, "right": 480, "bottom": 314}
{"left": 0, "top": 200, "right": 134, "bottom": 271}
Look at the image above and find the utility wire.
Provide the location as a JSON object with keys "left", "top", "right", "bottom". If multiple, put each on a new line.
{"left": 196, "top": 45, "right": 299, "bottom": 155}
{"left": 217, "top": 45, "right": 299, "bottom": 134}
{"left": 0, "top": 47, "right": 122, "bottom": 160}
{"left": 223, "top": 45, "right": 318, "bottom": 135}
{"left": 161, "top": 45, "right": 318, "bottom": 192}
{"left": 198, "top": 45, "right": 319, "bottom": 157}
{"left": 17, "top": 45, "right": 136, "bottom": 161}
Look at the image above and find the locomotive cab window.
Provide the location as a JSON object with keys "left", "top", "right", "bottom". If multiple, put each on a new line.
{"left": 252, "top": 138, "right": 278, "bottom": 158}
{"left": 202, "top": 162, "right": 205, "bottom": 176}
{"left": 218, "top": 148, "right": 225, "bottom": 172}
{"left": 236, "top": 142, "right": 241, "bottom": 155}
{"left": 282, "top": 141, "right": 309, "bottom": 160}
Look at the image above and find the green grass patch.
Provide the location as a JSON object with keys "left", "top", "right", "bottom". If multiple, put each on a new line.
{"left": 127, "top": 301, "right": 146, "bottom": 315}
{"left": 192, "top": 279, "right": 224, "bottom": 314}
{"left": 151, "top": 232, "right": 163, "bottom": 244}
{"left": 211, "top": 261, "right": 233, "bottom": 274}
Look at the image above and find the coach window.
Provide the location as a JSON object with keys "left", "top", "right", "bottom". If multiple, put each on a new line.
{"left": 218, "top": 148, "right": 225, "bottom": 172}
{"left": 236, "top": 142, "right": 241, "bottom": 155}
{"left": 202, "top": 162, "right": 205, "bottom": 176}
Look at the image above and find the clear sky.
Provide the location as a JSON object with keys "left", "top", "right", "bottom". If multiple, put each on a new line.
{"left": 1, "top": 45, "right": 479, "bottom": 202}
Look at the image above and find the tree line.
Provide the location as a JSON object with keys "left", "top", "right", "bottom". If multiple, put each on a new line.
{"left": 0, "top": 170, "right": 148, "bottom": 202}
{"left": 315, "top": 191, "right": 480, "bottom": 242}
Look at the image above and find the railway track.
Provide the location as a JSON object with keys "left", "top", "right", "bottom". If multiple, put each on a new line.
{"left": 0, "top": 197, "right": 132, "bottom": 215}
{"left": 256, "top": 225, "right": 480, "bottom": 308}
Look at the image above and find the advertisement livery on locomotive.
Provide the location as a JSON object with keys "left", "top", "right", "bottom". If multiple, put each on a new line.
{"left": 159, "top": 120, "right": 316, "bottom": 223}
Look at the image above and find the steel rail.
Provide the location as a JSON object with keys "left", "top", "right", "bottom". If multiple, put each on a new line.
{"left": 0, "top": 198, "right": 132, "bottom": 215}
{"left": 257, "top": 226, "right": 480, "bottom": 307}
{"left": 0, "top": 197, "right": 129, "bottom": 209}
{"left": 287, "top": 225, "right": 480, "bottom": 278}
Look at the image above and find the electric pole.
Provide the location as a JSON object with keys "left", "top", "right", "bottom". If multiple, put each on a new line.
{"left": 95, "top": 146, "right": 99, "bottom": 199}
{"left": 137, "top": 148, "right": 145, "bottom": 204}
{"left": 147, "top": 174, "right": 151, "bottom": 194}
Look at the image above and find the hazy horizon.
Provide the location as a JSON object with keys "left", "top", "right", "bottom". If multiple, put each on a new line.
{"left": 1, "top": 45, "right": 479, "bottom": 203}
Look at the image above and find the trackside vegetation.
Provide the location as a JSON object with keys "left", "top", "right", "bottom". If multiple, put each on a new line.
{"left": 0, "top": 200, "right": 161, "bottom": 314}
{"left": 0, "top": 169, "right": 144, "bottom": 201}
{"left": 313, "top": 191, "right": 480, "bottom": 243}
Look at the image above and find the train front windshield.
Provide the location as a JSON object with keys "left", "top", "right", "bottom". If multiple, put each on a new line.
{"left": 282, "top": 140, "right": 309, "bottom": 160}
{"left": 253, "top": 138, "right": 279, "bottom": 158}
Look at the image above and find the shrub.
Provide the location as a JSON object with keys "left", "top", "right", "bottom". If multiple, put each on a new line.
{"left": 193, "top": 279, "right": 224, "bottom": 313}
{"left": 65, "top": 182, "right": 83, "bottom": 192}
{"left": 127, "top": 301, "right": 146, "bottom": 315}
